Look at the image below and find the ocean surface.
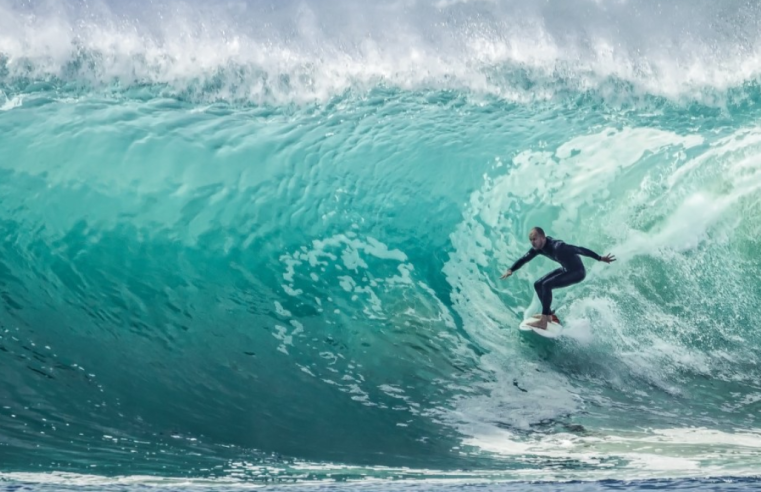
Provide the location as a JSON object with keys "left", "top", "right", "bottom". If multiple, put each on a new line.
{"left": 2, "top": 0, "right": 761, "bottom": 490}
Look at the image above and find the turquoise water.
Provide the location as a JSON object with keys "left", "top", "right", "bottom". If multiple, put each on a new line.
{"left": 2, "top": 0, "right": 761, "bottom": 488}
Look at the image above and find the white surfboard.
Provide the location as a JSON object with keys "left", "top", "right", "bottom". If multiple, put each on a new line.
{"left": 518, "top": 316, "right": 563, "bottom": 338}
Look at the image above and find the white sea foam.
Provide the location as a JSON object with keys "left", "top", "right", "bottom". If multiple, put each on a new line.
{"left": 2, "top": 0, "right": 761, "bottom": 103}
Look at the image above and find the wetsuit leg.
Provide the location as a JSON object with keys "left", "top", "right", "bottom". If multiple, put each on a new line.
{"left": 534, "top": 269, "right": 564, "bottom": 299}
{"left": 534, "top": 269, "right": 564, "bottom": 314}
{"left": 534, "top": 268, "right": 586, "bottom": 316}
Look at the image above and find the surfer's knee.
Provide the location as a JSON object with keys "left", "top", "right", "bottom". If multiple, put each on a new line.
{"left": 534, "top": 278, "right": 544, "bottom": 293}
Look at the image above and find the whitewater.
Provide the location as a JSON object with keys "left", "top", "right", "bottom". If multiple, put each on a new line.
{"left": 2, "top": 0, "right": 761, "bottom": 489}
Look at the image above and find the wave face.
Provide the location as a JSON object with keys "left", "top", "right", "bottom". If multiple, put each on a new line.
{"left": 3, "top": 0, "right": 761, "bottom": 485}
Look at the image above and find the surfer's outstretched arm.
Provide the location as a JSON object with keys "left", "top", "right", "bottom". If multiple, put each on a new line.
{"left": 501, "top": 248, "right": 539, "bottom": 279}
{"left": 567, "top": 245, "right": 602, "bottom": 260}
{"left": 567, "top": 244, "right": 616, "bottom": 263}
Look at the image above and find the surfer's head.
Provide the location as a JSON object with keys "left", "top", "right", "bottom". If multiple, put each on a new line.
{"left": 529, "top": 227, "right": 547, "bottom": 250}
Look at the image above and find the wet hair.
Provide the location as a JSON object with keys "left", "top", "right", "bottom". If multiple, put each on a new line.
{"left": 530, "top": 227, "right": 546, "bottom": 237}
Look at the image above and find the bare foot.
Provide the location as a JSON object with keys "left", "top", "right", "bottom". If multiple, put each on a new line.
{"left": 526, "top": 319, "right": 548, "bottom": 330}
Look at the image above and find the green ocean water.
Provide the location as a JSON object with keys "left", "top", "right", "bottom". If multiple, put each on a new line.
{"left": 2, "top": 0, "right": 761, "bottom": 487}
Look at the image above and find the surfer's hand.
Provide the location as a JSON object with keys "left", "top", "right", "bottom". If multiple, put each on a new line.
{"left": 600, "top": 254, "right": 616, "bottom": 264}
{"left": 501, "top": 269, "right": 513, "bottom": 279}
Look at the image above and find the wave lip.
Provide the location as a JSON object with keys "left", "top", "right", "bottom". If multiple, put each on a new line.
{"left": 2, "top": 0, "right": 761, "bottom": 104}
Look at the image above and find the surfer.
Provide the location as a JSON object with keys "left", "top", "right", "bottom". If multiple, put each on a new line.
{"left": 501, "top": 227, "right": 616, "bottom": 330}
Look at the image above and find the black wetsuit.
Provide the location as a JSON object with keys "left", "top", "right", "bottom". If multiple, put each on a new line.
{"left": 509, "top": 236, "right": 602, "bottom": 316}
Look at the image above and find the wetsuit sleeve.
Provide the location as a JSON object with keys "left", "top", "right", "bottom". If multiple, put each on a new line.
{"left": 509, "top": 248, "right": 539, "bottom": 271}
{"left": 566, "top": 244, "right": 602, "bottom": 261}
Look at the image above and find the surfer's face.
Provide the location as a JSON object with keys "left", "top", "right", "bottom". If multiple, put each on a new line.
{"left": 529, "top": 231, "right": 546, "bottom": 250}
